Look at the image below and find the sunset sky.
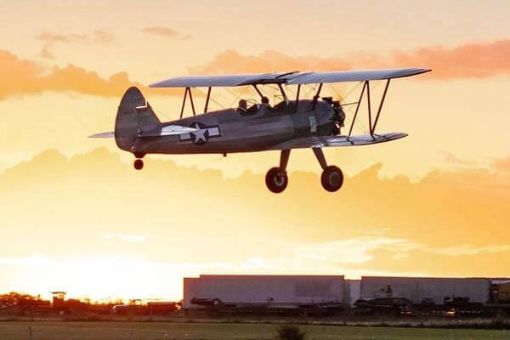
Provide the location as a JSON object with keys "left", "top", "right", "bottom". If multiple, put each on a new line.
{"left": 1, "top": 0, "right": 510, "bottom": 301}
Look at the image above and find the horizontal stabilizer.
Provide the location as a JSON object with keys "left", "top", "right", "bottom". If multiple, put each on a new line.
{"left": 89, "top": 125, "right": 197, "bottom": 139}
{"left": 140, "top": 125, "right": 198, "bottom": 137}
{"left": 89, "top": 131, "right": 114, "bottom": 138}
{"left": 271, "top": 132, "right": 408, "bottom": 150}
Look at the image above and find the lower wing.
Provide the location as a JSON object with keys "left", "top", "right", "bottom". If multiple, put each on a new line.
{"left": 270, "top": 132, "right": 407, "bottom": 150}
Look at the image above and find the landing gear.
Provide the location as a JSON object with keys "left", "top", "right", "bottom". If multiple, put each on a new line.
{"left": 313, "top": 148, "right": 344, "bottom": 192}
{"left": 265, "top": 149, "right": 290, "bottom": 194}
{"left": 321, "top": 165, "right": 344, "bottom": 192}
{"left": 265, "top": 167, "right": 288, "bottom": 193}
{"left": 133, "top": 159, "right": 144, "bottom": 170}
{"left": 265, "top": 148, "right": 344, "bottom": 193}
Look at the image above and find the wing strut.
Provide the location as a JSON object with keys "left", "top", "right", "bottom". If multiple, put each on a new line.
{"left": 277, "top": 84, "right": 288, "bottom": 104}
{"left": 348, "top": 81, "right": 367, "bottom": 136}
{"left": 179, "top": 87, "right": 188, "bottom": 119}
{"left": 371, "top": 79, "right": 391, "bottom": 134}
{"left": 204, "top": 87, "right": 211, "bottom": 113}
{"left": 180, "top": 87, "right": 197, "bottom": 119}
{"left": 295, "top": 84, "right": 301, "bottom": 113}
{"left": 366, "top": 81, "right": 372, "bottom": 133}
{"left": 312, "top": 83, "right": 323, "bottom": 109}
{"left": 189, "top": 88, "right": 196, "bottom": 116}
{"left": 252, "top": 84, "right": 263, "bottom": 99}
{"left": 348, "top": 79, "right": 392, "bottom": 137}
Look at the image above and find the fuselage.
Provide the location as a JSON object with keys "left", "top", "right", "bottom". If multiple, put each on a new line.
{"left": 133, "top": 99, "right": 337, "bottom": 155}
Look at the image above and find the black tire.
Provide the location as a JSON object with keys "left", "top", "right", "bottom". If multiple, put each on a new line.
{"left": 265, "top": 167, "right": 288, "bottom": 193}
{"left": 133, "top": 159, "right": 144, "bottom": 170}
{"left": 321, "top": 165, "right": 343, "bottom": 192}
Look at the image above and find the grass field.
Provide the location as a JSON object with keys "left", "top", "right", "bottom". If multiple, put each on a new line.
{"left": 0, "top": 322, "right": 509, "bottom": 340}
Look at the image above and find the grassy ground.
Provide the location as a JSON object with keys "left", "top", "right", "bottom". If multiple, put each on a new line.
{"left": 0, "top": 321, "right": 509, "bottom": 340}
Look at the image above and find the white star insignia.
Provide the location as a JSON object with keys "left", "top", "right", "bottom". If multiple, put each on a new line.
{"left": 192, "top": 123, "right": 207, "bottom": 143}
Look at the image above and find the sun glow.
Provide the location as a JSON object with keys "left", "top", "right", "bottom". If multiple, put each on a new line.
{"left": 3, "top": 256, "right": 186, "bottom": 301}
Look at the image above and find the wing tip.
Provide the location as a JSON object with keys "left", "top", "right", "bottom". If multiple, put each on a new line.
{"left": 148, "top": 81, "right": 164, "bottom": 88}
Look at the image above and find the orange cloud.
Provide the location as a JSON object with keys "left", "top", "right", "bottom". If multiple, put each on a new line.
{"left": 392, "top": 39, "right": 510, "bottom": 79}
{"left": 0, "top": 50, "right": 181, "bottom": 99}
{"left": 4, "top": 38, "right": 507, "bottom": 100}
{"left": 0, "top": 50, "right": 137, "bottom": 98}
{"left": 142, "top": 26, "right": 190, "bottom": 40}
{"left": 37, "top": 30, "right": 114, "bottom": 59}
{"left": 194, "top": 39, "right": 510, "bottom": 79}
{"left": 193, "top": 50, "right": 353, "bottom": 74}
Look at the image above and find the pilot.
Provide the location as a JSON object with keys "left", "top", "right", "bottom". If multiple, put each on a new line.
{"left": 237, "top": 99, "right": 248, "bottom": 113}
{"left": 260, "top": 96, "right": 271, "bottom": 108}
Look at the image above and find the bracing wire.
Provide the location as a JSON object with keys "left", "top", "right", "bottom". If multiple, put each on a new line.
{"left": 224, "top": 86, "right": 250, "bottom": 108}
{"left": 194, "top": 87, "right": 226, "bottom": 111}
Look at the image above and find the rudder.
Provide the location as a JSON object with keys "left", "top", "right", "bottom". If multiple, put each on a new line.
{"left": 115, "top": 87, "right": 160, "bottom": 152}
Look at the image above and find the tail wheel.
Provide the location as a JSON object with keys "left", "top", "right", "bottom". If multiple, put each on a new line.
{"left": 133, "top": 159, "right": 144, "bottom": 170}
{"left": 265, "top": 167, "right": 288, "bottom": 194}
{"left": 321, "top": 165, "right": 343, "bottom": 192}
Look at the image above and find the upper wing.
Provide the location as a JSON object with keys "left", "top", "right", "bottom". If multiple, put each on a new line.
{"left": 149, "top": 68, "right": 429, "bottom": 88}
{"left": 285, "top": 68, "right": 430, "bottom": 85}
{"left": 269, "top": 132, "right": 408, "bottom": 150}
{"left": 150, "top": 72, "right": 296, "bottom": 88}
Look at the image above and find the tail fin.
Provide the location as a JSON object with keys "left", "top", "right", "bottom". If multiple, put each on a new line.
{"left": 114, "top": 87, "right": 160, "bottom": 152}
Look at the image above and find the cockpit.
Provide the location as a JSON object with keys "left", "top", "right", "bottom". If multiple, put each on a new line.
{"left": 237, "top": 96, "right": 272, "bottom": 116}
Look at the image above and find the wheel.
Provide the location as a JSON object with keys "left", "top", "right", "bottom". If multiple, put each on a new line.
{"left": 321, "top": 165, "right": 343, "bottom": 192}
{"left": 133, "top": 159, "right": 144, "bottom": 170}
{"left": 265, "top": 167, "right": 288, "bottom": 193}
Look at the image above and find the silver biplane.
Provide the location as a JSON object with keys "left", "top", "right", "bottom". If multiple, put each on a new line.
{"left": 91, "top": 68, "right": 430, "bottom": 193}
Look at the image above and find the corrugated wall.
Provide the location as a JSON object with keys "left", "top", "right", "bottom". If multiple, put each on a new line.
{"left": 183, "top": 275, "right": 345, "bottom": 308}
{"left": 360, "top": 277, "right": 490, "bottom": 304}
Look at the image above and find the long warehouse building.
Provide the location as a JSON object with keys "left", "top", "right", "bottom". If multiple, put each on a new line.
{"left": 360, "top": 276, "right": 490, "bottom": 304}
{"left": 183, "top": 275, "right": 345, "bottom": 309}
{"left": 183, "top": 275, "right": 510, "bottom": 309}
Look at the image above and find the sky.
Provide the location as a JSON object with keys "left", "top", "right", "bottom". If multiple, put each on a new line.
{"left": 0, "top": 0, "right": 509, "bottom": 301}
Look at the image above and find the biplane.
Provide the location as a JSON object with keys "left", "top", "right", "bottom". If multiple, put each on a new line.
{"left": 91, "top": 68, "right": 430, "bottom": 193}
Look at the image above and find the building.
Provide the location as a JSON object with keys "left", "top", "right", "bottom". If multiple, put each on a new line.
{"left": 360, "top": 276, "right": 490, "bottom": 304}
{"left": 345, "top": 279, "right": 361, "bottom": 306}
{"left": 183, "top": 275, "right": 345, "bottom": 309}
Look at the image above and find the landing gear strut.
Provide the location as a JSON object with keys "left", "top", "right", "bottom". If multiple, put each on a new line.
{"left": 313, "top": 148, "right": 344, "bottom": 192}
{"left": 265, "top": 149, "right": 290, "bottom": 193}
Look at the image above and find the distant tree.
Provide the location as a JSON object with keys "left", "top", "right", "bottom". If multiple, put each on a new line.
{"left": 276, "top": 325, "right": 306, "bottom": 340}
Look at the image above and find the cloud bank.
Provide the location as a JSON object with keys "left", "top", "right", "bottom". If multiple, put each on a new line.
{"left": 195, "top": 39, "right": 510, "bottom": 80}
{"left": 1, "top": 148, "right": 509, "bottom": 279}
